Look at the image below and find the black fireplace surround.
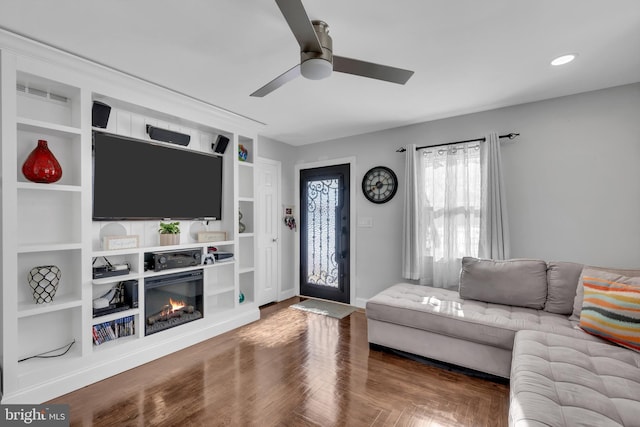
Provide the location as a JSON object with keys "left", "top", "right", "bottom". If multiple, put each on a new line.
{"left": 144, "top": 270, "right": 204, "bottom": 336}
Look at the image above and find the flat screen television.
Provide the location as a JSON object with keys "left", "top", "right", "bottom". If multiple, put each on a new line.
{"left": 93, "top": 132, "right": 223, "bottom": 220}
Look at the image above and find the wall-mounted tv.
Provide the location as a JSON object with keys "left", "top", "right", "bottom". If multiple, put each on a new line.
{"left": 93, "top": 132, "right": 223, "bottom": 220}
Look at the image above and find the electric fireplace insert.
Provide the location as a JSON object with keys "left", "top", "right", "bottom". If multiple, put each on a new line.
{"left": 144, "top": 270, "right": 204, "bottom": 336}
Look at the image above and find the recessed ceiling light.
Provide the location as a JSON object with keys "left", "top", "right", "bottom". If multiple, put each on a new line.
{"left": 551, "top": 54, "right": 577, "bottom": 66}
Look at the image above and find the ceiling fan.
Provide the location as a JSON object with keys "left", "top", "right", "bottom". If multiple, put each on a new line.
{"left": 250, "top": 0, "right": 415, "bottom": 97}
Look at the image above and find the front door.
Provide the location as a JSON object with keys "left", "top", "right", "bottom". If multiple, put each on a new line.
{"left": 299, "top": 164, "right": 350, "bottom": 303}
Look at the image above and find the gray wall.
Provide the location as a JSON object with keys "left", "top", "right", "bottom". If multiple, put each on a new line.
{"left": 262, "top": 82, "right": 640, "bottom": 305}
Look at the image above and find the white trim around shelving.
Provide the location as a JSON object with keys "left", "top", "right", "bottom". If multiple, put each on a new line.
{"left": 17, "top": 182, "right": 82, "bottom": 192}
{"left": 90, "top": 308, "right": 140, "bottom": 325}
{"left": 17, "top": 117, "right": 82, "bottom": 136}
{"left": 18, "top": 243, "right": 82, "bottom": 253}
{"left": 18, "top": 295, "right": 83, "bottom": 318}
{"left": 206, "top": 285, "right": 235, "bottom": 297}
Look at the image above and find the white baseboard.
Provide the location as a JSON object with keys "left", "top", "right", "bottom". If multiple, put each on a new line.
{"left": 278, "top": 289, "right": 296, "bottom": 301}
{"left": 355, "top": 298, "right": 368, "bottom": 309}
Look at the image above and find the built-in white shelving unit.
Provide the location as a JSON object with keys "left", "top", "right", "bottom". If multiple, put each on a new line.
{"left": 237, "top": 136, "right": 257, "bottom": 306}
{"left": 0, "top": 31, "right": 261, "bottom": 403}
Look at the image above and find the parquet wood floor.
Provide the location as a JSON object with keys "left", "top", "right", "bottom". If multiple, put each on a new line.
{"left": 49, "top": 297, "right": 509, "bottom": 426}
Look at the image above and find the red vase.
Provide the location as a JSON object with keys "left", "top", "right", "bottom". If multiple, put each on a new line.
{"left": 22, "top": 139, "right": 63, "bottom": 184}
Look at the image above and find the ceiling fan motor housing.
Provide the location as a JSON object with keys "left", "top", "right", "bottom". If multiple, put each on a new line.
{"left": 250, "top": 0, "right": 414, "bottom": 97}
{"left": 300, "top": 20, "right": 333, "bottom": 79}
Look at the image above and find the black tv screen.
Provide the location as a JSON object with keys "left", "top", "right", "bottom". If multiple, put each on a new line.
{"left": 93, "top": 132, "right": 223, "bottom": 220}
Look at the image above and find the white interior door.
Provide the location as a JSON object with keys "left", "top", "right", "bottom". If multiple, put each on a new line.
{"left": 256, "top": 159, "right": 281, "bottom": 305}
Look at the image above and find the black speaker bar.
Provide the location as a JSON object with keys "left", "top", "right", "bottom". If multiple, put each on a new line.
{"left": 146, "top": 125, "right": 191, "bottom": 146}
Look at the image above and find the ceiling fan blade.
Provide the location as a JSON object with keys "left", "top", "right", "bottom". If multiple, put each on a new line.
{"left": 250, "top": 64, "right": 301, "bottom": 97}
{"left": 333, "top": 56, "right": 414, "bottom": 84}
{"left": 275, "top": 0, "right": 323, "bottom": 53}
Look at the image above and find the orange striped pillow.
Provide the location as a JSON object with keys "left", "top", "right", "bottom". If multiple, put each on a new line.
{"left": 579, "top": 268, "right": 640, "bottom": 353}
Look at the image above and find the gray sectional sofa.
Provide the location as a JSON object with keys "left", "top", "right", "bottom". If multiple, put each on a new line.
{"left": 366, "top": 258, "right": 640, "bottom": 427}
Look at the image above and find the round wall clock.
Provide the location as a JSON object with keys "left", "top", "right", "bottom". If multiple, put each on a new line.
{"left": 362, "top": 166, "right": 398, "bottom": 204}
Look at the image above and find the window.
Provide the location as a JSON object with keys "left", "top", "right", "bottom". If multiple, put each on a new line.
{"left": 418, "top": 143, "right": 482, "bottom": 287}
{"left": 403, "top": 134, "right": 509, "bottom": 289}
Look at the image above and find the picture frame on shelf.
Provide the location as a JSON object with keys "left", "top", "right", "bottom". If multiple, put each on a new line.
{"left": 102, "top": 235, "right": 139, "bottom": 251}
{"left": 197, "top": 231, "right": 227, "bottom": 243}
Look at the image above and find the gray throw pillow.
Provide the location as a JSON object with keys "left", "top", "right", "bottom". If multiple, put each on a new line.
{"left": 545, "top": 261, "right": 583, "bottom": 314}
{"left": 459, "top": 257, "right": 548, "bottom": 309}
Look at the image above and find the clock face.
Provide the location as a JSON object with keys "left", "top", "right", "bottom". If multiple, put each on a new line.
{"left": 362, "top": 166, "right": 398, "bottom": 204}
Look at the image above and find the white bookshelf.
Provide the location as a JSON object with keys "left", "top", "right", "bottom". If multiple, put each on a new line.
{"left": 237, "top": 135, "right": 256, "bottom": 306}
{"left": 0, "top": 32, "right": 261, "bottom": 403}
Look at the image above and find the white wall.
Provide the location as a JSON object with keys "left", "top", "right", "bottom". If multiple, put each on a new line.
{"left": 265, "top": 83, "right": 640, "bottom": 303}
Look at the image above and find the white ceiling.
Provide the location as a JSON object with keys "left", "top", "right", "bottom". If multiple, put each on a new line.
{"left": 1, "top": 0, "right": 639, "bottom": 145}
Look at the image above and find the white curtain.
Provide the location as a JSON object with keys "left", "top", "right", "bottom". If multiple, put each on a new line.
{"left": 401, "top": 133, "right": 509, "bottom": 289}
{"left": 479, "top": 133, "right": 510, "bottom": 259}
{"left": 418, "top": 142, "right": 482, "bottom": 288}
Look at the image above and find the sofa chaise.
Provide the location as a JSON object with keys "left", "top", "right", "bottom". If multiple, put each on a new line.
{"left": 366, "top": 258, "right": 640, "bottom": 426}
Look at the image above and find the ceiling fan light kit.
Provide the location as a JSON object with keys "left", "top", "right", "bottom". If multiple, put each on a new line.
{"left": 251, "top": 0, "right": 414, "bottom": 97}
{"left": 301, "top": 58, "right": 332, "bottom": 80}
{"left": 299, "top": 20, "right": 333, "bottom": 80}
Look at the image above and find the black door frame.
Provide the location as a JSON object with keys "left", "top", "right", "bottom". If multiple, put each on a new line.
{"left": 299, "top": 163, "right": 351, "bottom": 304}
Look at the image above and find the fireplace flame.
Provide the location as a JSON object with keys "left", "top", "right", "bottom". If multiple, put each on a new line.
{"left": 169, "top": 298, "right": 186, "bottom": 312}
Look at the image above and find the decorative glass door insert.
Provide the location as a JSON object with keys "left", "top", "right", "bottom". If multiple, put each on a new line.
{"left": 300, "top": 165, "right": 350, "bottom": 303}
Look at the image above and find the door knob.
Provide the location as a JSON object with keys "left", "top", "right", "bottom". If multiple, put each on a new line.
{"left": 272, "top": 238, "right": 278, "bottom": 242}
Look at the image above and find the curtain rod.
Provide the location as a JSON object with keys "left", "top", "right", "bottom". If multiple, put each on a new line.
{"left": 396, "top": 133, "right": 520, "bottom": 152}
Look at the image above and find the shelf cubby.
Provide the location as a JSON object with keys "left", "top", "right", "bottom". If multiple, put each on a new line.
{"left": 238, "top": 163, "right": 254, "bottom": 199}
{"left": 17, "top": 249, "right": 82, "bottom": 311}
{"left": 238, "top": 135, "right": 255, "bottom": 164}
{"left": 17, "top": 189, "right": 81, "bottom": 246}
{"left": 204, "top": 262, "right": 235, "bottom": 297}
{"left": 16, "top": 72, "right": 81, "bottom": 128}
{"left": 17, "top": 340, "right": 83, "bottom": 391}
{"left": 238, "top": 237, "right": 255, "bottom": 271}
{"left": 91, "top": 277, "right": 139, "bottom": 323}
{"left": 238, "top": 200, "right": 254, "bottom": 234}
{"left": 92, "top": 314, "right": 137, "bottom": 346}
{"left": 92, "top": 253, "right": 141, "bottom": 283}
{"left": 18, "top": 307, "right": 82, "bottom": 366}
{"left": 206, "top": 291, "right": 236, "bottom": 315}
{"left": 16, "top": 127, "right": 81, "bottom": 186}
{"left": 239, "top": 271, "right": 255, "bottom": 305}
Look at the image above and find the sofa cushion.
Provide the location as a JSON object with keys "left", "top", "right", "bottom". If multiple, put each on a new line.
{"left": 366, "top": 283, "right": 575, "bottom": 351}
{"left": 544, "top": 261, "right": 583, "bottom": 314}
{"left": 570, "top": 266, "right": 640, "bottom": 322}
{"left": 459, "top": 257, "right": 548, "bottom": 309}
{"left": 509, "top": 330, "right": 640, "bottom": 427}
{"left": 579, "top": 268, "right": 640, "bottom": 353}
